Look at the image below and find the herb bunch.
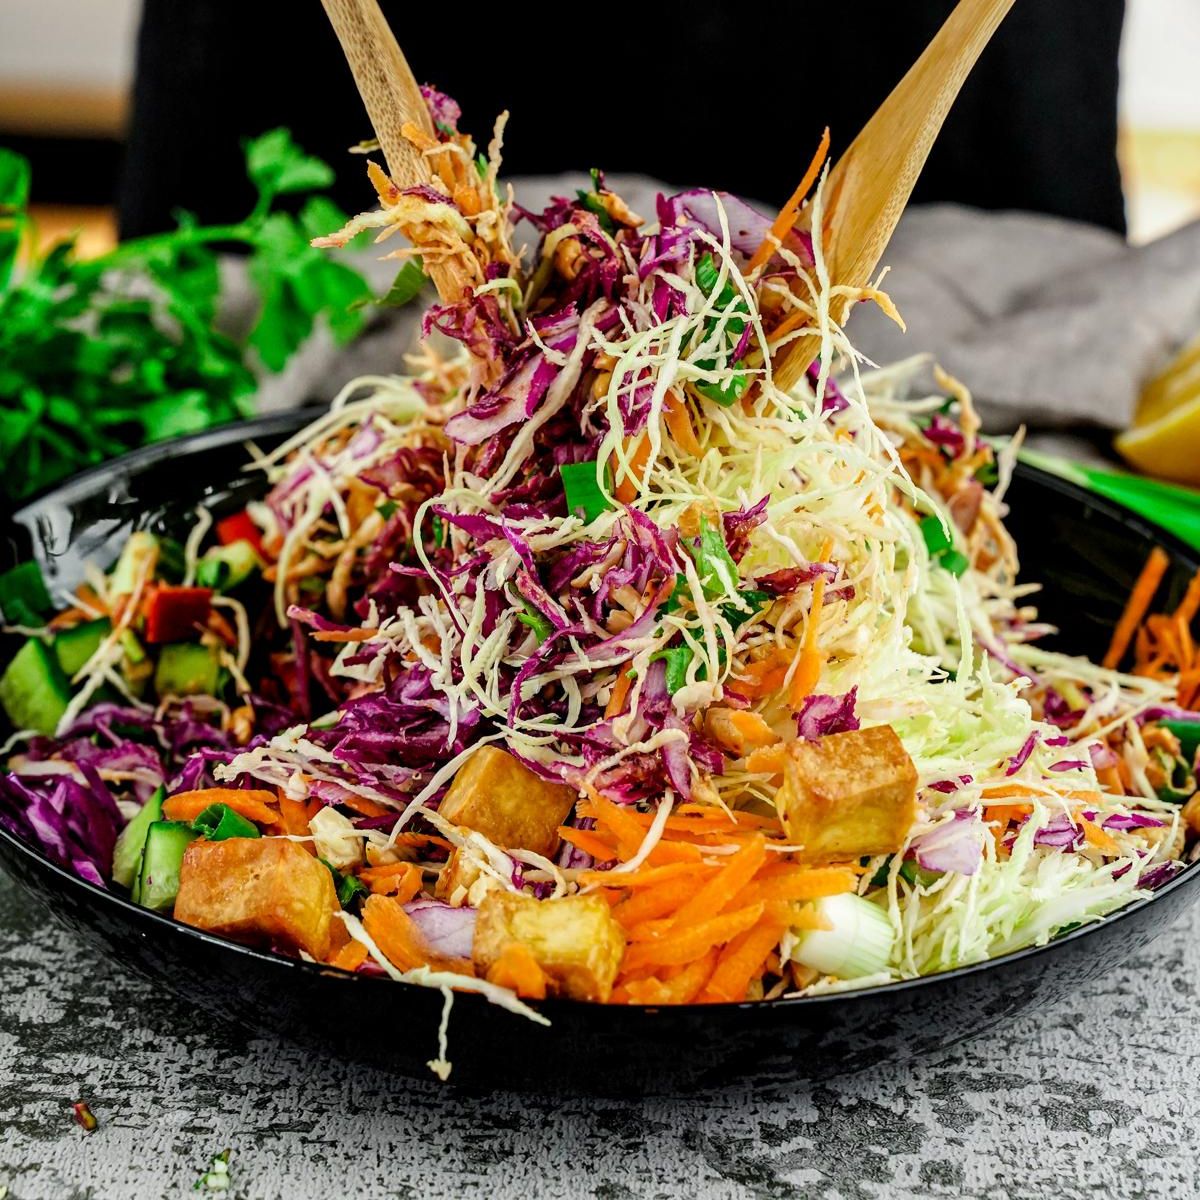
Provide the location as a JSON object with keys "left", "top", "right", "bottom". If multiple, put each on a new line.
{"left": 0, "top": 129, "right": 373, "bottom": 503}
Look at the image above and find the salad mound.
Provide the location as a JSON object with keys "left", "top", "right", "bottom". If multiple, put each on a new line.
{"left": 1, "top": 88, "right": 1197, "bottom": 1025}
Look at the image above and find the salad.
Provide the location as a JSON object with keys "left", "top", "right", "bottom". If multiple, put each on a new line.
{"left": 2, "top": 88, "right": 1198, "bottom": 1034}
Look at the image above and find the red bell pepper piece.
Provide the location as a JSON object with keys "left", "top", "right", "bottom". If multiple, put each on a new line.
{"left": 215, "top": 510, "right": 263, "bottom": 554}
{"left": 144, "top": 586, "right": 213, "bottom": 645}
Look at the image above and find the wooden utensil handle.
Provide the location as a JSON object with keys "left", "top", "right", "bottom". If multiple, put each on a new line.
{"left": 320, "top": 0, "right": 433, "bottom": 191}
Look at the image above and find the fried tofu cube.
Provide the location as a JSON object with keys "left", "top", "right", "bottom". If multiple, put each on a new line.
{"left": 775, "top": 724, "right": 918, "bottom": 863}
{"left": 439, "top": 745, "right": 576, "bottom": 857}
{"left": 174, "top": 837, "right": 338, "bottom": 959}
{"left": 472, "top": 891, "right": 625, "bottom": 1002}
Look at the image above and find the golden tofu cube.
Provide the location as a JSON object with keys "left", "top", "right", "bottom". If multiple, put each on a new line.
{"left": 439, "top": 745, "right": 576, "bottom": 857}
{"left": 175, "top": 837, "right": 338, "bottom": 959}
{"left": 472, "top": 891, "right": 625, "bottom": 1002}
{"left": 775, "top": 725, "right": 917, "bottom": 863}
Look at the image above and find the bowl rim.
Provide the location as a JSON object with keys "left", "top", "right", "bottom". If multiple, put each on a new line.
{"left": 4, "top": 412, "right": 1199, "bottom": 1021}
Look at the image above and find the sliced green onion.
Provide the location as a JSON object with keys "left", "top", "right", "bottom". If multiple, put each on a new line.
{"left": 1161, "top": 719, "right": 1200, "bottom": 763}
{"left": 191, "top": 803, "right": 260, "bottom": 841}
{"left": 376, "top": 499, "right": 399, "bottom": 521}
{"left": 899, "top": 860, "right": 942, "bottom": 888}
{"left": 694, "top": 369, "right": 750, "bottom": 407}
{"left": 561, "top": 461, "right": 613, "bottom": 524}
{"left": 684, "top": 516, "right": 739, "bottom": 600}
{"left": 650, "top": 645, "right": 693, "bottom": 694}
{"left": 939, "top": 549, "right": 969, "bottom": 577}
{"left": 322, "top": 860, "right": 368, "bottom": 908}
{"left": 790, "top": 893, "right": 895, "bottom": 979}
{"left": 919, "top": 515, "right": 952, "bottom": 556}
{"left": 516, "top": 603, "right": 554, "bottom": 644}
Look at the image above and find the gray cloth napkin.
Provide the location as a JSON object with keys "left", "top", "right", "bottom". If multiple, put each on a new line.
{"left": 225, "top": 175, "right": 1200, "bottom": 451}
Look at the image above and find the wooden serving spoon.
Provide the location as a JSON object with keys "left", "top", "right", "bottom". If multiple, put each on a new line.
{"left": 321, "top": 0, "right": 467, "bottom": 300}
{"left": 771, "top": 0, "right": 1017, "bottom": 393}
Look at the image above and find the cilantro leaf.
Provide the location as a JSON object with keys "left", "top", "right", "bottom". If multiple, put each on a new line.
{"left": 245, "top": 128, "right": 335, "bottom": 203}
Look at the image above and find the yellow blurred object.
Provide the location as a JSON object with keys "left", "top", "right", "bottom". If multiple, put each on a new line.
{"left": 1116, "top": 333, "right": 1200, "bottom": 484}
{"left": 26, "top": 205, "right": 118, "bottom": 261}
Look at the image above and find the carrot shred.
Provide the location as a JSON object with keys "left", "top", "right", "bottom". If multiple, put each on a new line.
{"left": 698, "top": 904, "right": 791, "bottom": 1003}
{"left": 618, "top": 949, "right": 719, "bottom": 1005}
{"left": 558, "top": 827, "right": 619, "bottom": 862}
{"left": 668, "top": 835, "right": 767, "bottom": 930}
{"left": 734, "top": 865, "right": 856, "bottom": 904}
{"left": 485, "top": 942, "right": 549, "bottom": 999}
{"left": 1175, "top": 570, "right": 1200, "bottom": 626}
{"left": 278, "top": 794, "right": 316, "bottom": 851}
{"left": 613, "top": 435, "right": 651, "bottom": 504}
{"left": 746, "top": 127, "right": 831, "bottom": 275}
{"left": 335, "top": 793, "right": 392, "bottom": 819}
{"left": 788, "top": 536, "right": 834, "bottom": 708}
{"left": 361, "top": 894, "right": 474, "bottom": 976}
{"left": 620, "top": 903, "right": 764, "bottom": 972}
{"left": 1081, "top": 819, "right": 1120, "bottom": 855}
{"left": 614, "top": 876, "right": 710, "bottom": 929}
{"left": 578, "top": 862, "right": 711, "bottom": 890}
{"left": 162, "top": 788, "right": 279, "bottom": 827}
{"left": 663, "top": 389, "right": 703, "bottom": 458}
{"left": 328, "top": 941, "right": 368, "bottom": 973}
{"left": 310, "top": 628, "right": 378, "bottom": 643}
{"left": 1105, "top": 546, "right": 1170, "bottom": 668}
{"left": 605, "top": 667, "right": 634, "bottom": 719}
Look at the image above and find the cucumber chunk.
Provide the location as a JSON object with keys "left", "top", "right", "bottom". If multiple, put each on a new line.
{"left": 0, "top": 638, "right": 70, "bottom": 735}
{"left": 154, "top": 642, "right": 220, "bottom": 698}
{"left": 195, "top": 541, "right": 262, "bottom": 592}
{"left": 112, "top": 785, "right": 165, "bottom": 890}
{"left": 53, "top": 619, "right": 111, "bottom": 677}
{"left": 135, "top": 820, "right": 198, "bottom": 911}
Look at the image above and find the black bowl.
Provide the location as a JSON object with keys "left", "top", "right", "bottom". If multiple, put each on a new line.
{"left": 2, "top": 414, "right": 1197, "bottom": 1097}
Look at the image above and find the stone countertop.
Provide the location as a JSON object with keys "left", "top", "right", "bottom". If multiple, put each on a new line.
{"left": 2, "top": 870, "right": 1199, "bottom": 1200}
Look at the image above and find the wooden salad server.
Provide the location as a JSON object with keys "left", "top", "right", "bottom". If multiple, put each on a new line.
{"left": 771, "top": 0, "right": 1017, "bottom": 393}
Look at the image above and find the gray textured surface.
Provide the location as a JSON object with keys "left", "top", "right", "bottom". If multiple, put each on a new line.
{"left": 3, "top": 871, "right": 1200, "bottom": 1199}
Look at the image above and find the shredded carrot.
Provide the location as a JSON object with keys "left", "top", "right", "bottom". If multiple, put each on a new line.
{"left": 278, "top": 794, "right": 315, "bottom": 850}
{"left": 361, "top": 894, "right": 474, "bottom": 976}
{"left": 698, "top": 904, "right": 792, "bottom": 1003}
{"left": 1081, "top": 819, "right": 1121, "bottom": 855}
{"left": 735, "top": 865, "right": 856, "bottom": 904}
{"left": 614, "top": 877, "right": 710, "bottom": 929}
{"left": 746, "top": 127, "right": 831, "bottom": 275}
{"left": 617, "top": 949, "right": 719, "bottom": 1005}
{"left": 362, "top": 862, "right": 424, "bottom": 901}
{"left": 620, "top": 903, "right": 764, "bottom": 973}
{"left": 605, "top": 667, "right": 633, "bottom": 719}
{"left": 981, "top": 784, "right": 1102, "bottom": 804}
{"left": 663, "top": 389, "right": 703, "bottom": 458}
{"left": 578, "top": 861, "right": 712, "bottom": 890}
{"left": 485, "top": 942, "right": 548, "bottom": 999}
{"left": 667, "top": 835, "right": 767, "bottom": 930}
{"left": 162, "top": 788, "right": 279, "bottom": 827}
{"left": 1175, "top": 570, "right": 1200, "bottom": 626}
{"left": 333, "top": 793, "right": 392, "bottom": 819}
{"left": 1104, "top": 547, "right": 1170, "bottom": 668}
{"left": 788, "top": 536, "right": 834, "bottom": 708}
{"left": 588, "top": 791, "right": 657, "bottom": 860}
{"left": 328, "top": 941, "right": 368, "bottom": 973}
{"left": 982, "top": 803, "right": 1034, "bottom": 825}
{"left": 558, "top": 827, "right": 619, "bottom": 862}
{"left": 310, "top": 627, "right": 378, "bottom": 643}
{"left": 613, "top": 435, "right": 651, "bottom": 504}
